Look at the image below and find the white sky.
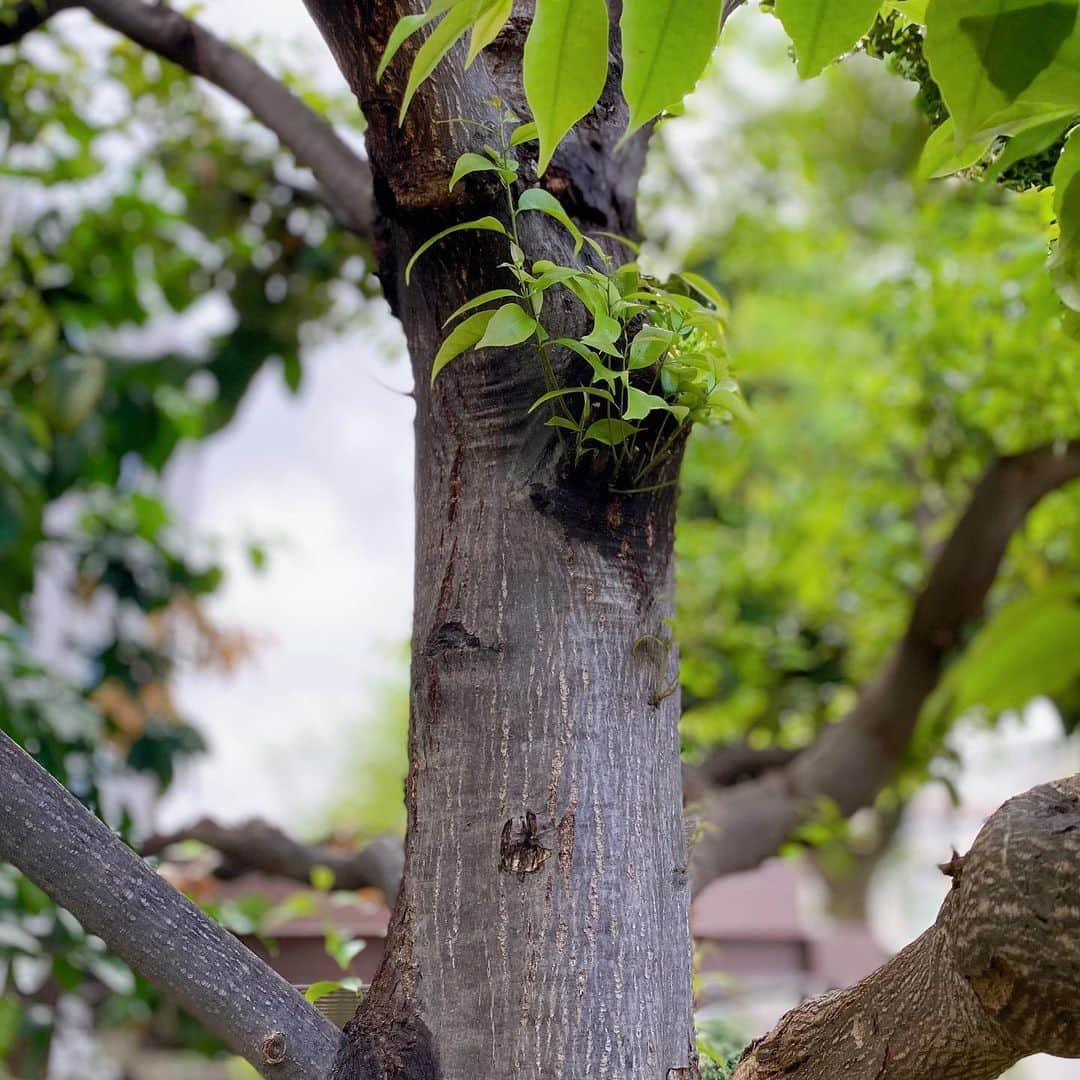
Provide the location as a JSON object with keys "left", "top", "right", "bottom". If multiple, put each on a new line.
{"left": 156, "top": 0, "right": 416, "bottom": 830}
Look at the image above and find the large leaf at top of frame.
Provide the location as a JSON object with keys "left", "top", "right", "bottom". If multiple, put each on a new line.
{"left": 620, "top": 0, "right": 726, "bottom": 135}
{"left": 523, "top": 0, "right": 610, "bottom": 174}
{"left": 774, "top": 0, "right": 883, "bottom": 78}
{"left": 925, "top": 0, "right": 1080, "bottom": 139}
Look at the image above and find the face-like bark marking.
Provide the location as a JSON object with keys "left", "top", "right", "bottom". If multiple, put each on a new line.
{"left": 500, "top": 810, "right": 552, "bottom": 880}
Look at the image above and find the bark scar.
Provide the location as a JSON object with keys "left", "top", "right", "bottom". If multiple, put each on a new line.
{"left": 500, "top": 810, "right": 551, "bottom": 880}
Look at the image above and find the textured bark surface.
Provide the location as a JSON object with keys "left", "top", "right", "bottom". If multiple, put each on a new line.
{"left": 732, "top": 774, "right": 1080, "bottom": 1079}
{"left": 0, "top": 735, "right": 342, "bottom": 1080}
{"left": 300, "top": 3, "right": 696, "bottom": 1077}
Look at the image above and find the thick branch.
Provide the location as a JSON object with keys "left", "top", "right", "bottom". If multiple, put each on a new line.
{"left": 142, "top": 818, "right": 404, "bottom": 904}
{"left": 0, "top": 734, "right": 343, "bottom": 1080}
{"left": 72, "top": 0, "right": 375, "bottom": 237}
{"left": 0, "top": 0, "right": 77, "bottom": 44}
{"left": 692, "top": 440, "right": 1080, "bottom": 891}
{"left": 731, "top": 773, "right": 1080, "bottom": 1079}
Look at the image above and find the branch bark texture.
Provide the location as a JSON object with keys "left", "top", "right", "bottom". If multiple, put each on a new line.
{"left": 692, "top": 440, "right": 1080, "bottom": 891}
{"left": 142, "top": 818, "right": 404, "bottom": 904}
{"left": 0, "top": 734, "right": 343, "bottom": 1080}
{"left": 732, "top": 773, "right": 1080, "bottom": 1079}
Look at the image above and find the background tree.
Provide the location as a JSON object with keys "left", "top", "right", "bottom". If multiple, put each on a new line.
{"left": 1, "top": 2, "right": 1079, "bottom": 1079}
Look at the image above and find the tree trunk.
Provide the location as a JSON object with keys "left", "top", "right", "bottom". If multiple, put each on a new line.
{"left": 300, "top": 6, "right": 697, "bottom": 1078}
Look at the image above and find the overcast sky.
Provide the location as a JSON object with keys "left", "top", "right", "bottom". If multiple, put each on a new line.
{"left": 157, "top": 0, "right": 416, "bottom": 831}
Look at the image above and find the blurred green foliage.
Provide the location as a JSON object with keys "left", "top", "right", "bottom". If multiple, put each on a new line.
{"left": 648, "top": 12, "right": 1080, "bottom": 793}
{"left": 0, "top": 11, "right": 374, "bottom": 1069}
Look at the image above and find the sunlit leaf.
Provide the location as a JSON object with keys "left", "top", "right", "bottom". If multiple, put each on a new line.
{"left": 523, "top": 0, "right": 610, "bottom": 174}
{"left": 620, "top": 0, "right": 725, "bottom": 136}
{"left": 774, "top": 0, "right": 882, "bottom": 79}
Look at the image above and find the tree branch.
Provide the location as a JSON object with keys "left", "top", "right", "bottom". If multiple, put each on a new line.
{"left": 25, "top": 0, "right": 376, "bottom": 238}
{"left": 731, "top": 773, "right": 1080, "bottom": 1079}
{"left": 142, "top": 818, "right": 404, "bottom": 904}
{"left": 0, "top": 0, "right": 77, "bottom": 44}
{"left": 0, "top": 734, "right": 343, "bottom": 1080}
{"left": 691, "top": 439, "right": 1080, "bottom": 891}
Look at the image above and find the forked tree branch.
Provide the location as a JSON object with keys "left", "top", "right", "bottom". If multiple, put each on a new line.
{"left": 731, "top": 773, "right": 1080, "bottom": 1079}
{"left": 691, "top": 439, "right": 1080, "bottom": 891}
{"left": 2, "top": 0, "right": 375, "bottom": 238}
{"left": 142, "top": 818, "right": 404, "bottom": 904}
{"left": 0, "top": 734, "right": 342, "bottom": 1080}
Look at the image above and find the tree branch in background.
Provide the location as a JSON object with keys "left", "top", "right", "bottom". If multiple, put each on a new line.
{"left": 142, "top": 818, "right": 404, "bottom": 904}
{"left": 2, "top": 0, "right": 375, "bottom": 238}
{"left": 0, "top": 734, "right": 343, "bottom": 1080}
{"left": 691, "top": 439, "right": 1080, "bottom": 892}
{"left": 731, "top": 773, "right": 1080, "bottom": 1079}
{"left": 0, "top": 0, "right": 77, "bottom": 44}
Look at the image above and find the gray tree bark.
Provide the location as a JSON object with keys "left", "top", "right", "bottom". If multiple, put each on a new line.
{"left": 300, "top": 5, "right": 697, "bottom": 1077}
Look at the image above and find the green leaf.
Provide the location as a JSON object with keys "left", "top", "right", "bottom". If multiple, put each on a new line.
{"left": 546, "top": 415, "right": 582, "bottom": 431}
{"left": 305, "top": 980, "right": 349, "bottom": 1004}
{"left": 529, "top": 385, "right": 616, "bottom": 412}
{"left": 774, "top": 0, "right": 882, "bottom": 79}
{"left": 517, "top": 188, "right": 584, "bottom": 252}
{"left": 629, "top": 325, "right": 674, "bottom": 368}
{"left": 620, "top": 0, "right": 725, "bottom": 136}
{"left": 475, "top": 303, "right": 538, "bottom": 348}
{"left": 401, "top": 0, "right": 482, "bottom": 121}
{"left": 925, "top": 0, "right": 1080, "bottom": 140}
{"left": 510, "top": 121, "right": 539, "bottom": 146}
{"left": 379, "top": 0, "right": 462, "bottom": 82}
{"left": 449, "top": 152, "right": 503, "bottom": 190}
{"left": 984, "top": 114, "right": 1072, "bottom": 181}
{"left": 1050, "top": 128, "right": 1080, "bottom": 309}
{"left": 523, "top": 0, "right": 611, "bottom": 174}
{"left": 444, "top": 288, "right": 520, "bottom": 326}
{"left": 467, "top": 0, "right": 514, "bottom": 65}
{"left": 582, "top": 418, "right": 639, "bottom": 445}
{"left": 624, "top": 386, "right": 680, "bottom": 420}
{"left": 431, "top": 308, "right": 497, "bottom": 383}
{"left": 677, "top": 271, "right": 725, "bottom": 309}
{"left": 931, "top": 585, "right": 1080, "bottom": 721}
{"left": 405, "top": 216, "right": 507, "bottom": 284}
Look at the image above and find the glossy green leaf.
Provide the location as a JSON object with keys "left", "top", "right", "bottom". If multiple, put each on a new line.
{"left": 431, "top": 308, "right": 497, "bottom": 383}
{"left": 510, "top": 121, "right": 539, "bottom": 146}
{"left": 517, "top": 188, "right": 584, "bottom": 252}
{"left": 467, "top": 0, "right": 514, "bottom": 65}
{"left": 623, "top": 386, "right": 684, "bottom": 421}
{"left": 405, "top": 216, "right": 507, "bottom": 284}
{"left": 401, "top": 0, "right": 482, "bottom": 121}
{"left": 378, "top": 0, "right": 462, "bottom": 82}
{"left": 523, "top": 0, "right": 610, "bottom": 174}
{"left": 925, "top": 0, "right": 1080, "bottom": 139}
{"left": 475, "top": 303, "right": 538, "bottom": 348}
{"left": 449, "top": 152, "right": 504, "bottom": 190}
{"left": 628, "top": 326, "right": 674, "bottom": 368}
{"left": 582, "top": 418, "right": 639, "bottom": 445}
{"left": 1050, "top": 129, "right": 1080, "bottom": 309}
{"left": 444, "top": 288, "right": 520, "bottom": 326}
{"left": 529, "top": 385, "right": 616, "bottom": 412}
{"left": 621, "top": 0, "right": 725, "bottom": 136}
{"left": 774, "top": 0, "right": 882, "bottom": 78}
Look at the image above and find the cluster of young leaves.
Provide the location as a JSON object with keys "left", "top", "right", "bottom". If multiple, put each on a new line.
{"left": 379, "top": 0, "right": 729, "bottom": 172}
{"left": 408, "top": 130, "right": 743, "bottom": 487}
{"left": 648, "top": 17, "right": 1080, "bottom": 781}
